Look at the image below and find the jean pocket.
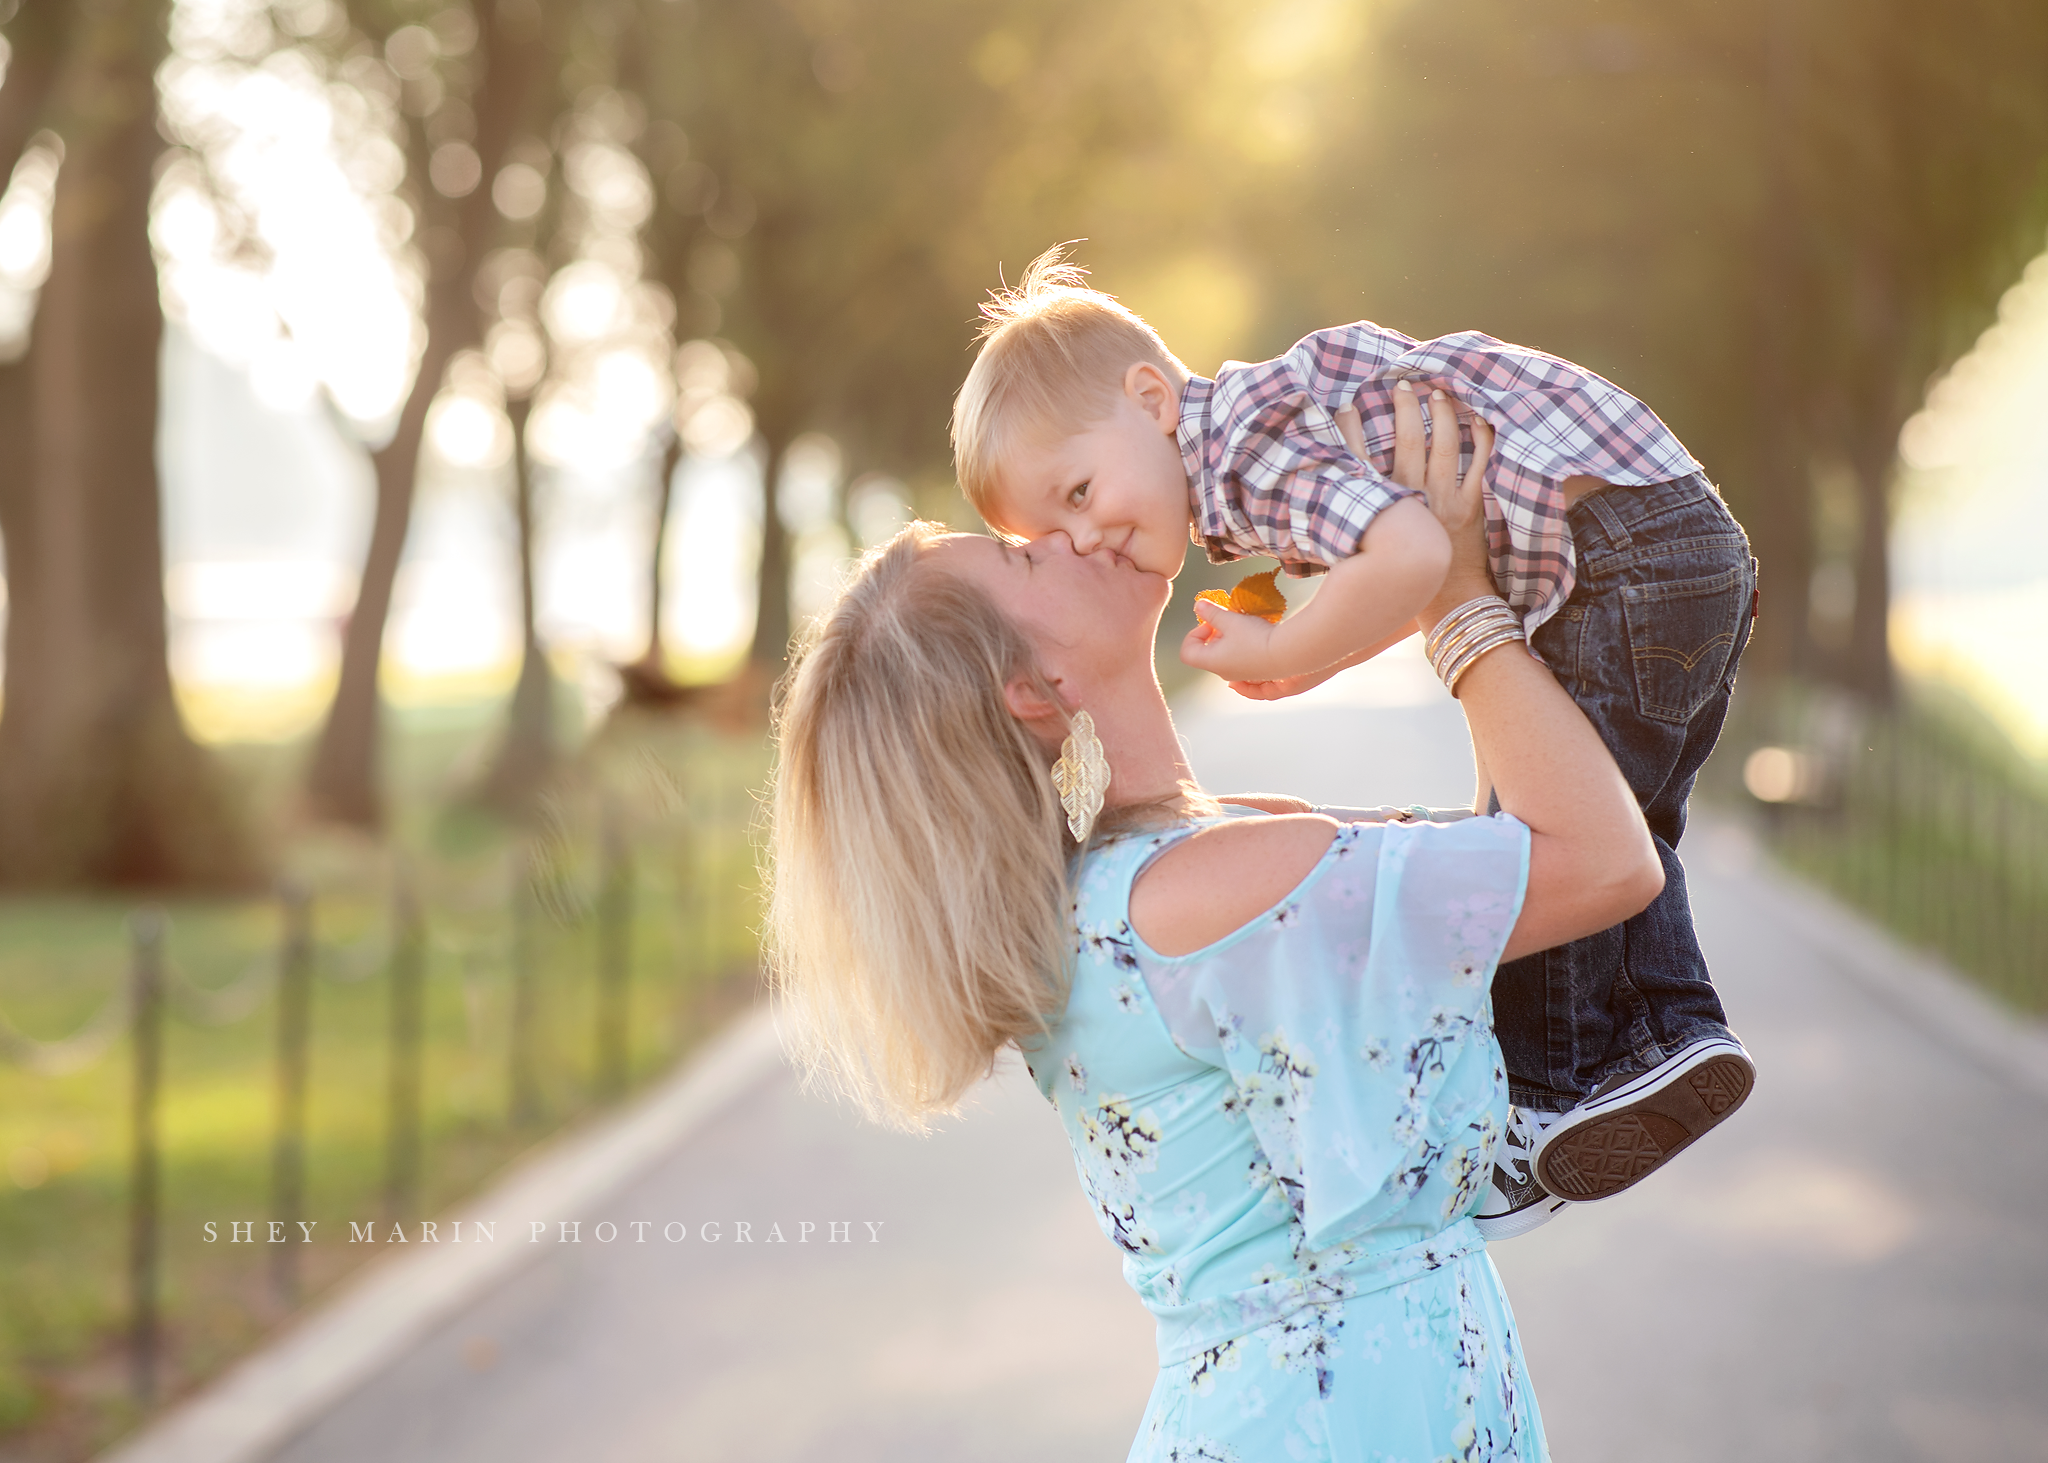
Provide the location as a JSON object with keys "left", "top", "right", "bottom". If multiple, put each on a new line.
{"left": 1620, "top": 567, "right": 1749, "bottom": 725}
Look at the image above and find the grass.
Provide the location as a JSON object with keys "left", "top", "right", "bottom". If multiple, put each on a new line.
{"left": 0, "top": 696, "right": 771, "bottom": 1460}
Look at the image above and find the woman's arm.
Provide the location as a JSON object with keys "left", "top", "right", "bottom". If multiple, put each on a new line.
{"left": 1214, "top": 792, "right": 1314, "bottom": 815}
{"left": 1451, "top": 635, "right": 1661, "bottom": 960}
{"left": 1134, "top": 390, "right": 1659, "bottom": 963}
{"left": 1400, "top": 389, "right": 1661, "bottom": 959}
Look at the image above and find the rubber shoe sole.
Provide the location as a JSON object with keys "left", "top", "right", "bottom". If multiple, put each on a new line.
{"left": 1532, "top": 1038, "right": 1755, "bottom": 1202}
{"left": 1473, "top": 1192, "right": 1568, "bottom": 1242}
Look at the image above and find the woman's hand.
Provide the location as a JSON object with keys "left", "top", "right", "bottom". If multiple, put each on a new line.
{"left": 1220, "top": 665, "right": 1346, "bottom": 701}
{"left": 1390, "top": 382, "right": 1496, "bottom": 623}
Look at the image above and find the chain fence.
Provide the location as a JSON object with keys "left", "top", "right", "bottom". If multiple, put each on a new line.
{"left": 1728, "top": 684, "right": 2048, "bottom": 1014}
{"left": 0, "top": 755, "right": 763, "bottom": 1419}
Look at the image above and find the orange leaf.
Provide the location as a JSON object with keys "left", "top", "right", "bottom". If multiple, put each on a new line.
{"left": 1227, "top": 570, "right": 1287, "bottom": 623}
{"left": 1195, "top": 573, "right": 1286, "bottom": 624}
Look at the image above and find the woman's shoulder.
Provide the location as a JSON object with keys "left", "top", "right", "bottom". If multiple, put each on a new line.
{"left": 1128, "top": 814, "right": 1344, "bottom": 958}
{"left": 1119, "top": 811, "right": 1531, "bottom": 961}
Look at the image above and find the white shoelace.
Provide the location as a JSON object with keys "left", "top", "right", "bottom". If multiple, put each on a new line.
{"left": 1498, "top": 1106, "right": 1558, "bottom": 1185}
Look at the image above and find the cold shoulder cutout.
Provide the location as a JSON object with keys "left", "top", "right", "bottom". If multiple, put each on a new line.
{"left": 1031, "top": 811, "right": 1545, "bottom": 1462}
{"left": 1128, "top": 813, "right": 1338, "bottom": 956}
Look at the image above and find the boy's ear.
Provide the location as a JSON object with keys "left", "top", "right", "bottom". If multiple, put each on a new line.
{"left": 1124, "top": 362, "right": 1179, "bottom": 433}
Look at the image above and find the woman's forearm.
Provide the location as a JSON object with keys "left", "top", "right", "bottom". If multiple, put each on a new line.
{"left": 1427, "top": 588, "right": 1661, "bottom": 958}
{"left": 1447, "top": 634, "right": 1627, "bottom": 841}
{"left": 1397, "top": 387, "right": 1659, "bottom": 956}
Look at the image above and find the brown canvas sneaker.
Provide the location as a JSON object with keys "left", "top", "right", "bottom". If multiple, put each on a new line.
{"left": 1473, "top": 1105, "right": 1570, "bottom": 1241}
{"left": 1532, "top": 1037, "right": 1755, "bottom": 1202}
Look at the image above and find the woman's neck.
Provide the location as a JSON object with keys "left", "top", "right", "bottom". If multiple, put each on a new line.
{"left": 1085, "top": 671, "right": 1194, "bottom": 809}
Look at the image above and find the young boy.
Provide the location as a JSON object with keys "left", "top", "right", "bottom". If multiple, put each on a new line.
{"left": 952, "top": 247, "right": 1758, "bottom": 1238}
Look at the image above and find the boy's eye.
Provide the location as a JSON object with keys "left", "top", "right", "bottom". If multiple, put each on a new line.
{"left": 1067, "top": 482, "right": 1090, "bottom": 509}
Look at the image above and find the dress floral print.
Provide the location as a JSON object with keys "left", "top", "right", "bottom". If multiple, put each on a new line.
{"left": 1026, "top": 814, "right": 1546, "bottom": 1462}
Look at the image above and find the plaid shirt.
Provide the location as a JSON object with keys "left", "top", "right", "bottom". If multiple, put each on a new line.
{"left": 1178, "top": 323, "right": 1703, "bottom": 632}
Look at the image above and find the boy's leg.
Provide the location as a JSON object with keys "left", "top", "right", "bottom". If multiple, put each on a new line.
{"left": 1489, "top": 475, "right": 1756, "bottom": 1180}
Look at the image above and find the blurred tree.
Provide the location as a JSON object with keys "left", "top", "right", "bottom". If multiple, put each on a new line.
{"left": 1788, "top": 0, "right": 2048, "bottom": 702}
{"left": 0, "top": 0, "right": 66, "bottom": 538}
{"left": 0, "top": 0, "right": 255, "bottom": 889}
{"left": 630, "top": 0, "right": 1292, "bottom": 678}
{"left": 305, "top": 0, "right": 567, "bottom": 828}
{"left": 474, "top": 389, "right": 556, "bottom": 811}
{"left": 1300, "top": 0, "right": 2048, "bottom": 701}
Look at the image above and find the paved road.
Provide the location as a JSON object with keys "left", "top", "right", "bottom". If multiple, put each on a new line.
{"left": 264, "top": 643, "right": 2048, "bottom": 1463}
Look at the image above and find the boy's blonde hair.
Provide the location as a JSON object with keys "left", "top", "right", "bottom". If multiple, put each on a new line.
{"left": 766, "top": 521, "right": 1074, "bottom": 1130}
{"left": 951, "top": 243, "right": 1189, "bottom": 521}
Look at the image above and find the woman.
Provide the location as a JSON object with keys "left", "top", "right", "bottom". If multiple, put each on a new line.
{"left": 767, "top": 391, "right": 1661, "bottom": 1460}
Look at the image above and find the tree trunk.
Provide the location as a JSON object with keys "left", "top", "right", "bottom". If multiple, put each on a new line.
{"left": 0, "top": 0, "right": 255, "bottom": 889}
{"left": 1842, "top": 279, "right": 1904, "bottom": 707}
{"left": 1742, "top": 0, "right": 1816, "bottom": 688}
{"left": 476, "top": 395, "right": 555, "bottom": 817}
{"left": 1843, "top": 443, "right": 1895, "bottom": 707}
{"left": 641, "top": 432, "right": 683, "bottom": 670}
{"left": 611, "top": 432, "right": 695, "bottom": 710}
{"left": 0, "top": 0, "right": 67, "bottom": 739}
{"left": 1837, "top": 60, "right": 1908, "bottom": 710}
{"left": 0, "top": 4, "right": 64, "bottom": 180}
{"left": 304, "top": 0, "right": 549, "bottom": 828}
{"left": 748, "top": 434, "right": 791, "bottom": 675}
{"left": 302, "top": 329, "right": 444, "bottom": 826}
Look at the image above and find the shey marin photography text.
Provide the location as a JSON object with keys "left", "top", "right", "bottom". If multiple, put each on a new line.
{"left": 200, "top": 1219, "right": 887, "bottom": 1245}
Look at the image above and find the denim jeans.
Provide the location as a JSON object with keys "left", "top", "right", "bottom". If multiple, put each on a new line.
{"left": 1490, "top": 473, "right": 1757, "bottom": 1113}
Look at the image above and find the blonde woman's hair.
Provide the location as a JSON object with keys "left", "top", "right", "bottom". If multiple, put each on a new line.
{"left": 766, "top": 521, "right": 1075, "bottom": 1130}
{"left": 951, "top": 243, "right": 1190, "bottom": 524}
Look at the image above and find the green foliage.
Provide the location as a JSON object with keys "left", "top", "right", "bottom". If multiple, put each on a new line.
{"left": 1298, "top": 0, "right": 2048, "bottom": 690}
{"left": 623, "top": 0, "right": 1342, "bottom": 498}
{"left": 601, "top": 0, "right": 2048, "bottom": 697}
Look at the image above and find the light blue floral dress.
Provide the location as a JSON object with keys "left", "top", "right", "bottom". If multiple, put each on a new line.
{"left": 1025, "top": 812, "right": 1546, "bottom": 1463}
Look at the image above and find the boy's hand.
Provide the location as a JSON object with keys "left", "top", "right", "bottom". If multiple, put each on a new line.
{"left": 1180, "top": 598, "right": 1285, "bottom": 683}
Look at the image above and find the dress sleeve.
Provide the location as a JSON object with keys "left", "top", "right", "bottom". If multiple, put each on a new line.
{"left": 1136, "top": 815, "right": 1530, "bottom": 1250}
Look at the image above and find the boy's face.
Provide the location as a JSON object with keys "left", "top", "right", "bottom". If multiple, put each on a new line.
{"left": 985, "top": 364, "right": 1192, "bottom": 580}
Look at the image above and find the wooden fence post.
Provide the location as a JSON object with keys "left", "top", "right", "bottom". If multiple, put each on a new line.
{"left": 509, "top": 843, "right": 542, "bottom": 1126}
{"left": 127, "top": 909, "right": 166, "bottom": 1405}
{"left": 702, "top": 775, "right": 723, "bottom": 981}
{"left": 270, "top": 883, "right": 313, "bottom": 1313}
{"left": 596, "top": 798, "right": 632, "bottom": 1097}
{"left": 383, "top": 866, "right": 426, "bottom": 1221}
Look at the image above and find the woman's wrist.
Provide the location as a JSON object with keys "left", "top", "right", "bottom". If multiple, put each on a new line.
{"left": 1425, "top": 598, "right": 1526, "bottom": 697}
{"left": 1417, "top": 575, "right": 1503, "bottom": 635}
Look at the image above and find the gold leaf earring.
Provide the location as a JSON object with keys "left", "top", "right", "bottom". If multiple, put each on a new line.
{"left": 1051, "top": 709, "right": 1110, "bottom": 843}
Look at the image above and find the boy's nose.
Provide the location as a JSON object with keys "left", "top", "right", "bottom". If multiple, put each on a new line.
{"left": 1067, "top": 522, "right": 1101, "bottom": 552}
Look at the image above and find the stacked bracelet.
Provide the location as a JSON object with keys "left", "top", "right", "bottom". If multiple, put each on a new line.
{"left": 1424, "top": 597, "right": 1526, "bottom": 697}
